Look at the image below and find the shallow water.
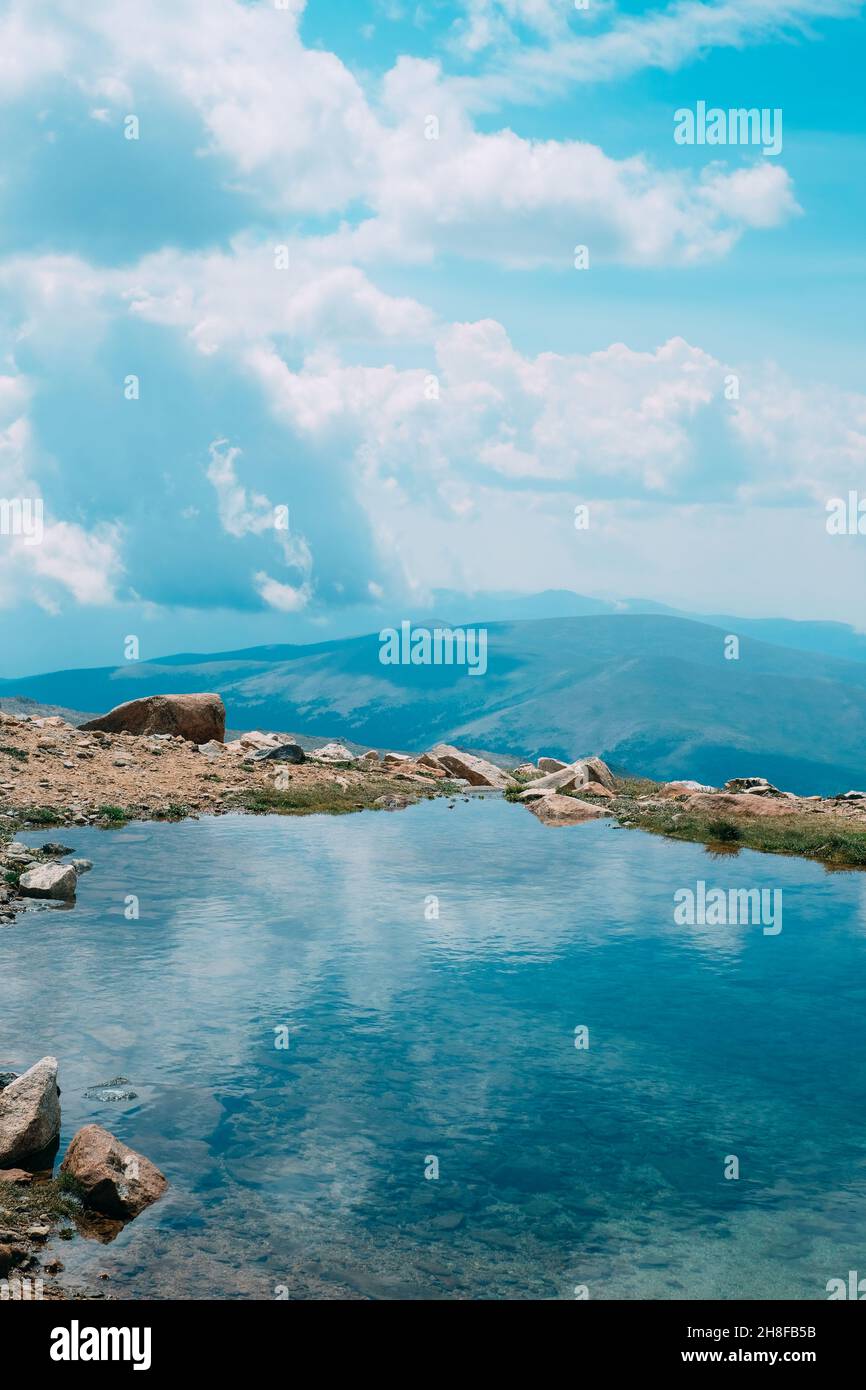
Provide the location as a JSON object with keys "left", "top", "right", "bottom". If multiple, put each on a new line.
{"left": 3, "top": 799, "right": 866, "bottom": 1300}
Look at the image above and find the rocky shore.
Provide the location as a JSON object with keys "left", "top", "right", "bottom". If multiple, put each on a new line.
{"left": 0, "top": 1058, "right": 167, "bottom": 1301}
{"left": 3, "top": 694, "right": 866, "bottom": 930}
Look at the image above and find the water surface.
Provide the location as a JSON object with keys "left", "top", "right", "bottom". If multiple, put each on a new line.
{"left": 3, "top": 799, "right": 866, "bottom": 1300}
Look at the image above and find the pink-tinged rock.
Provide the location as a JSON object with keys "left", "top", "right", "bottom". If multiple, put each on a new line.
{"left": 61, "top": 1125, "right": 168, "bottom": 1219}
{"left": 81, "top": 694, "right": 225, "bottom": 744}
{"left": 528, "top": 795, "right": 611, "bottom": 826}
{"left": 427, "top": 744, "right": 512, "bottom": 788}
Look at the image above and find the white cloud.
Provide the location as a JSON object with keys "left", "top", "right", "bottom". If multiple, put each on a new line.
{"left": 0, "top": 377, "right": 123, "bottom": 608}
{"left": 0, "top": 0, "right": 806, "bottom": 269}
{"left": 207, "top": 438, "right": 314, "bottom": 610}
{"left": 450, "top": 0, "right": 863, "bottom": 107}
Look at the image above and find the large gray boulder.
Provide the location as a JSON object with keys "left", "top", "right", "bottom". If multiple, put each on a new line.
{"left": 0, "top": 1057, "right": 61, "bottom": 1166}
{"left": 60, "top": 1125, "right": 168, "bottom": 1218}
{"left": 19, "top": 863, "right": 77, "bottom": 902}
{"left": 81, "top": 694, "right": 225, "bottom": 744}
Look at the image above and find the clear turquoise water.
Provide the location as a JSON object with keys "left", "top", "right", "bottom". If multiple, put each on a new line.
{"left": 3, "top": 799, "right": 866, "bottom": 1300}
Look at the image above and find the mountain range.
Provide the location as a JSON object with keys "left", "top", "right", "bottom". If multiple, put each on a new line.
{"left": 3, "top": 610, "right": 866, "bottom": 795}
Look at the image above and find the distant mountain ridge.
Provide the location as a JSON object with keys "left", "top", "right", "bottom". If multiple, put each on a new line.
{"left": 3, "top": 613, "right": 866, "bottom": 795}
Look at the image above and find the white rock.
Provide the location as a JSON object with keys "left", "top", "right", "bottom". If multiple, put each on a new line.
{"left": 19, "top": 863, "right": 77, "bottom": 901}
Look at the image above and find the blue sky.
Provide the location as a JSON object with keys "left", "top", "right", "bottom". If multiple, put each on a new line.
{"left": 0, "top": 0, "right": 864, "bottom": 675}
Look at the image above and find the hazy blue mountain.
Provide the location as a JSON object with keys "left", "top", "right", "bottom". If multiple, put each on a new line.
{"left": 4, "top": 614, "right": 866, "bottom": 795}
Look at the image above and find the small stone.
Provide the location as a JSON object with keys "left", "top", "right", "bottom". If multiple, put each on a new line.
{"left": 0, "top": 1169, "right": 32, "bottom": 1185}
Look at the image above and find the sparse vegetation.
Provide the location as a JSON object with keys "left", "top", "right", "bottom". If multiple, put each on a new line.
{"left": 239, "top": 778, "right": 419, "bottom": 817}
{"left": 614, "top": 800, "right": 866, "bottom": 869}
{"left": 96, "top": 804, "right": 128, "bottom": 824}
{"left": 0, "top": 744, "right": 28, "bottom": 761}
{"left": 20, "top": 806, "right": 62, "bottom": 826}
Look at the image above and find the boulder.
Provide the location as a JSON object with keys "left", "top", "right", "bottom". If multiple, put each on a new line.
{"left": 512, "top": 762, "right": 539, "bottom": 777}
{"left": 537, "top": 757, "right": 568, "bottom": 773}
{"left": 236, "top": 730, "right": 284, "bottom": 751}
{"left": 81, "top": 694, "right": 225, "bottom": 744}
{"left": 584, "top": 782, "right": 615, "bottom": 799}
{"left": 358, "top": 751, "right": 380, "bottom": 764}
{"left": 0, "top": 1169, "right": 32, "bottom": 1185}
{"left": 528, "top": 795, "right": 611, "bottom": 826}
{"left": 60, "top": 1125, "right": 168, "bottom": 1219}
{"left": 0, "top": 1057, "right": 61, "bottom": 1166}
{"left": 312, "top": 742, "right": 356, "bottom": 762}
{"left": 723, "top": 777, "right": 784, "bottom": 796}
{"left": 417, "top": 752, "right": 447, "bottom": 772}
{"left": 197, "top": 740, "right": 225, "bottom": 761}
{"left": 427, "top": 744, "right": 512, "bottom": 789}
{"left": 250, "top": 742, "right": 306, "bottom": 764}
{"left": 580, "top": 757, "right": 616, "bottom": 791}
{"left": 660, "top": 780, "right": 717, "bottom": 797}
{"left": 527, "top": 756, "right": 616, "bottom": 794}
{"left": 383, "top": 752, "right": 411, "bottom": 766}
{"left": 19, "top": 863, "right": 77, "bottom": 902}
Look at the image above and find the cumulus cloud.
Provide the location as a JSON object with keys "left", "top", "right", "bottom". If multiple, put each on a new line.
{"left": 0, "top": 0, "right": 805, "bottom": 269}
{"left": 0, "top": 375, "right": 123, "bottom": 609}
{"left": 207, "top": 438, "right": 314, "bottom": 610}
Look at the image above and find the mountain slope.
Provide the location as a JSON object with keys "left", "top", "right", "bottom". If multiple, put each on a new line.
{"left": 3, "top": 615, "right": 864, "bottom": 794}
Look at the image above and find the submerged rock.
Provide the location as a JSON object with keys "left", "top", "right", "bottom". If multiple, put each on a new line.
{"left": 0, "top": 1056, "right": 61, "bottom": 1166}
{"left": 60, "top": 1124, "right": 168, "bottom": 1218}
{"left": 84, "top": 1078, "right": 138, "bottom": 1103}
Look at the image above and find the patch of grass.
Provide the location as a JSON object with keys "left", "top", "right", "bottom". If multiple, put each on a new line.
{"left": 20, "top": 806, "right": 62, "bottom": 826}
{"left": 239, "top": 778, "right": 421, "bottom": 817}
{"left": 612, "top": 775, "right": 661, "bottom": 801}
{"left": 158, "top": 803, "right": 188, "bottom": 820}
{"left": 4, "top": 868, "right": 21, "bottom": 887}
{"left": 0, "top": 744, "right": 28, "bottom": 761}
{"left": 706, "top": 818, "right": 743, "bottom": 844}
{"left": 0, "top": 1175, "right": 83, "bottom": 1235}
{"left": 97, "top": 804, "right": 128, "bottom": 824}
{"left": 615, "top": 802, "right": 866, "bottom": 869}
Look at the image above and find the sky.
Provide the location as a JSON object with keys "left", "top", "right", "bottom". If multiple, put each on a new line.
{"left": 0, "top": 0, "right": 864, "bottom": 675}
